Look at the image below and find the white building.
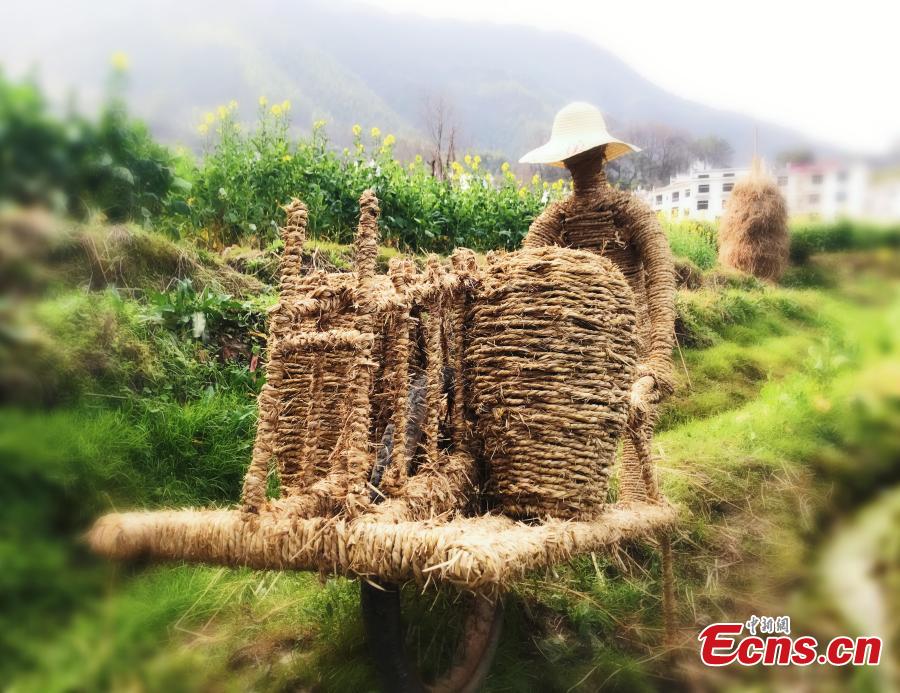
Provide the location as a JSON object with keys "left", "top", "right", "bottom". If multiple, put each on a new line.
{"left": 641, "top": 164, "right": 748, "bottom": 222}
{"left": 642, "top": 160, "right": 888, "bottom": 222}
{"left": 776, "top": 161, "right": 868, "bottom": 220}
{"left": 867, "top": 170, "right": 900, "bottom": 221}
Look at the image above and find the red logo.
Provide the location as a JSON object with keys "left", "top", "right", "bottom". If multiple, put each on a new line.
{"left": 699, "top": 619, "right": 881, "bottom": 667}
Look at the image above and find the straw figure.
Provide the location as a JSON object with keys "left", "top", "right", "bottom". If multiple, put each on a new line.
{"left": 717, "top": 157, "right": 789, "bottom": 281}
{"left": 519, "top": 102, "right": 677, "bottom": 505}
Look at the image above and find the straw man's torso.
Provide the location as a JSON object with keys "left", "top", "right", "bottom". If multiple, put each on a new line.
{"left": 522, "top": 165, "right": 677, "bottom": 398}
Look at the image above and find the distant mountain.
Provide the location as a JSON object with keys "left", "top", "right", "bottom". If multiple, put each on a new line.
{"left": 2, "top": 0, "right": 832, "bottom": 164}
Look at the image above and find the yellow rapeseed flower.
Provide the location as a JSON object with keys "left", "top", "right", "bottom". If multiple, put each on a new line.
{"left": 543, "top": 181, "right": 549, "bottom": 190}
{"left": 352, "top": 124, "right": 362, "bottom": 137}
{"left": 383, "top": 134, "right": 396, "bottom": 147}
{"left": 259, "top": 96, "right": 268, "bottom": 107}
{"left": 110, "top": 51, "right": 130, "bottom": 72}
{"left": 501, "top": 162, "right": 510, "bottom": 173}
{"left": 313, "top": 119, "right": 326, "bottom": 130}
{"left": 370, "top": 126, "right": 381, "bottom": 139}
{"left": 518, "top": 187, "right": 527, "bottom": 198}
{"left": 282, "top": 154, "right": 292, "bottom": 162}
{"left": 415, "top": 154, "right": 423, "bottom": 163}
{"left": 197, "top": 123, "right": 209, "bottom": 135}
{"left": 451, "top": 161, "right": 463, "bottom": 175}
{"left": 228, "top": 100, "right": 238, "bottom": 110}
{"left": 531, "top": 173, "right": 540, "bottom": 186}
{"left": 204, "top": 112, "right": 215, "bottom": 125}
{"left": 281, "top": 100, "right": 291, "bottom": 112}
{"left": 464, "top": 154, "right": 472, "bottom": 166}
{"left": 217, "top": 105, "right": 228, "bottom": 119}
{"left": 473, "top": 155, "right": 481, "bottom": 166}
{"left": 271, "top": 104, "right": 283, "bottom": 117}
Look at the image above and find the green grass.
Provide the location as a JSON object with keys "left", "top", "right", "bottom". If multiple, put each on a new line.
{"left": 1, "top": 289, "right": 159, "bottom": 404}
{"left": 674, "top": 283, "right": 819, "bottom": 348}
{"left": 10, "top": 568, "right": 377, "bottom": 693}
{"left": 660, "top": 331, "right": 816, "bottom": 430}
{"left": 0, "top": 394, "right": 256, "bottom": 681}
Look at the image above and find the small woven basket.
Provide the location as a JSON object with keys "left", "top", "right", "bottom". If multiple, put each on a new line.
{"left": 467, "top": 246, "right": 637, "bottom": 519}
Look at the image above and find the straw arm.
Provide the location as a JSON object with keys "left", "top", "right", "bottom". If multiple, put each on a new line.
{"left": 618, "top": 195, "right": 676, "bottom": 399}
{"left": 522, "top": 200, "right": 565, "bottom": 248}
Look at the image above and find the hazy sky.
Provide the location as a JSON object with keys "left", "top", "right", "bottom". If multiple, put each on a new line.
{"left": 359, "top": 0, "right": 899, "bottom": 155}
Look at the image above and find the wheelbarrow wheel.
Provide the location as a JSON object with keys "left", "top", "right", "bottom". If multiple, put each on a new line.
{"left": 360, "top": 580, "right": 503, "bottom": 693}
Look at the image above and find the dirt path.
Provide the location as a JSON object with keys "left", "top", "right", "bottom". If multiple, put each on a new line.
{"left": 821, "top": 485, "right": 900, "bottom": 689}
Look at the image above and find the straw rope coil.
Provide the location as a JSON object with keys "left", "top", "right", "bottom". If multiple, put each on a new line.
{"left": 241, "top": 198, "right": 311, "bottom": 512}
{"left": 278, "top": 198, "right": 309, "bottom": 300}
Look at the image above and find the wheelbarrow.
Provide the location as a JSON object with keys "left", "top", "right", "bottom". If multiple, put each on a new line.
{"left": 89, "top": 190, "right": 677, "bottom": 692}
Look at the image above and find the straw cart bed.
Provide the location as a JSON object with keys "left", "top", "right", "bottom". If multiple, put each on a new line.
{"left": 89, "top": 191, "right": 677, "bottom": 692}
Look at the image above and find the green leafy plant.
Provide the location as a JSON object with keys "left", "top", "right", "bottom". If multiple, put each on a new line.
{"left": 168, "top": 105, "right": 557, "bottom": 252}
{"left": 662, "top": 219, "right": 718, "bottom": 269}
{"left": 147, "top": 278, "right": 248, "bottom": 341}
{"left": 145, "top": 279, "right": 268, "bottom": 396}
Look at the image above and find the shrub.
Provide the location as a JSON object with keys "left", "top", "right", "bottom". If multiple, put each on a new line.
{"left": 662, "top": 219, "right": 718, "bottom": 269}
{"left": 790, "top": 219, "right": 900, "bottom": 263}
{"left": 168, "top": 105, "right": 556, "bottom": 252}
{"left": 0, "top": 71, "right": 185, "bottom": 222}
{"left": 672, "top": 256, "right": 703, "bottom": 289}
{"left": 146, "top": 277, "right": 265, "bottom": 342}
{"left": 0, "top": 290, "right": 159, "bottom": 405}
{"left": 143, "top": 278, "right": 269, "bottom": 399}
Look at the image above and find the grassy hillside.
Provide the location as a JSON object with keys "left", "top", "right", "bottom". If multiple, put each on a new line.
{"left": 2, "top": 209, "right": 899, "bottom": 691}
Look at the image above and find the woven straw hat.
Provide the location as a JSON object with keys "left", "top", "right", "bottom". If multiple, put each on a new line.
{"left": 519, "top": 102, "right": 640, "bottom": 167}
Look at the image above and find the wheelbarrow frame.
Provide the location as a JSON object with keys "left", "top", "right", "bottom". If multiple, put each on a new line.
{"left": 88, "top": 190, "right": 677, "bottom": 691}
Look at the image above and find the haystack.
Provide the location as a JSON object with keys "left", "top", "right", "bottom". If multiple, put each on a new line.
{"left": 717, "top": 158, "right": 789, "bottom": 281}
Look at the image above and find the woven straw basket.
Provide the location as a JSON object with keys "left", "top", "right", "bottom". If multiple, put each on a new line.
{"left": 468, "top": 246, "right": 638, "bottom": 519}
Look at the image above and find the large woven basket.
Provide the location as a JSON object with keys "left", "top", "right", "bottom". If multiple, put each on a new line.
{"left": 467, "top": 246, "right": 637, "bottom": 519}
